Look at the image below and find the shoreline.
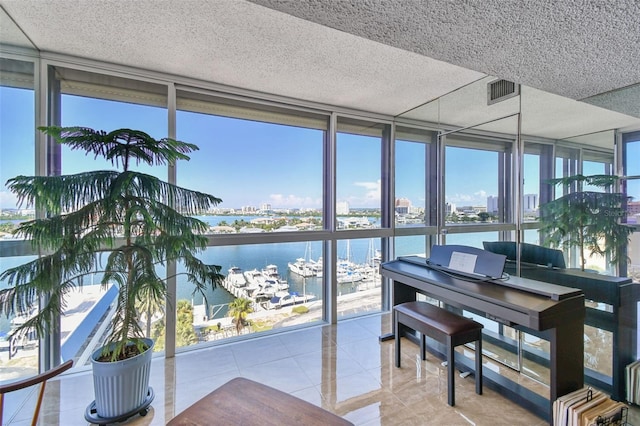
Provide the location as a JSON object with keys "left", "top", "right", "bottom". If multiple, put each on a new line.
{"left": 194, "top": 287, "right": 382, "bottom": 337}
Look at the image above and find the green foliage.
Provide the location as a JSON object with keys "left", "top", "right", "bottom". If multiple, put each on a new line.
{"left": 227, "top": 297, "right": 253, "bottom": 335}
{"left": 151, "top": 320, "right": 165, "bottom": 351}
{"left": 0, "top": 222, "right": 16, "bottom": 234}
{"left": 539, "top": 174, "right": 633, "bottom": 271}
{"left": 0, "top": 126, "right": 225, "bottom": 361}
{"left": 250, "top": 320, "right": 272, "bottom": 332}
{"left": 477, "top": 212, "right": 491, "bottom": 222}
{"left": 176, "top": 300, "right": 198, "bottom": 347}
{"left": 291, "top": 305, "right": 309, "bottom": 314}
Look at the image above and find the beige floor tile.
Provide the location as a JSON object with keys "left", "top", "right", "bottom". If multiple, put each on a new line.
{"left": 3, "top": 313, "right": 638, "bottom": 425}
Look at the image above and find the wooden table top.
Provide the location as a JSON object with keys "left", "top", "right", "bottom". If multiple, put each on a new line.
{"left": 167, "top": 377, "right": 353, "bottom": 425}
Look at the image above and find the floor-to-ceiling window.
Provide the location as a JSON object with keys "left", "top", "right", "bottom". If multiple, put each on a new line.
{"left": 393, "top": 125, "right": 435, "bottom": 259}
{"left": 443, "top": 135, "right": 513, "bottom": 248}
{"left": 174, "top": 89, "right": 329, "bottom": 349}
{"left": 623, "top": 131, "right": 640, "bottom": 283}
{"left": 335, "top": 116, "right": 389, "bottom": 317}
{"left": 0, "top": 57, "right": 36, "bottom": 376}
{"left": 54, "top": 66, "right": 170, "bottom": 364}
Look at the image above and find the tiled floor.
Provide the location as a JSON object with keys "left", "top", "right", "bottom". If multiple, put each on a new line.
{"left": 3, "top": 313, "right": 638, "bottom": 425}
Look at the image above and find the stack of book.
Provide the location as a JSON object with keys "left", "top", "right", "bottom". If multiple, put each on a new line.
{"left": 553, "top": 387, "right": 627, "bottom": 426}
{"left": 626, "top": 359, "right": 640, "bottom": 404}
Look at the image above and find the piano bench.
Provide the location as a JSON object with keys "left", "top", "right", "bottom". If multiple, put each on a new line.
{"left": 394, "top": 301, "right": 484, "bottom": 406}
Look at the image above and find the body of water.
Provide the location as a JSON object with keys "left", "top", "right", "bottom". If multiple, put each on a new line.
{"left": 1, "top": 215, "right": 499, "bottom": 332}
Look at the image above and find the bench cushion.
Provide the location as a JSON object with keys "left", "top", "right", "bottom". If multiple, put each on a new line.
{"left": 395, "top": 301, "right": 483, "bottom": 336}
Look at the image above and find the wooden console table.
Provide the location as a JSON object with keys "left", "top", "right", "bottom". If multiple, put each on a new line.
{"left": 167, "top": 377, "right": 353, "bottom": 425}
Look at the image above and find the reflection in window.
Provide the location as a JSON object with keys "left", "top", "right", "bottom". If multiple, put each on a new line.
{"left": 445, "top": 146, "right": 500, "bottom": 224}
{"left": 628, "top": 232, "right": 640, "bottom": 283}
{"left": 523, "top": 153, "right": 540, "bottom": 222}
{"left": 582, "top": 159, "right": 611, "bottom": 192}
{"left": 627, "top": 179, "right": 640, "bottom": 225}
{"left": 336, "top": 238, "right": 381, "bottom": 318}
{"left": 554, "top": 146, "right": 579, "bottom": 185}
{"left": 584, "top": 325, "right": 612, "bottom": 378}
{"left": 626, "top": 139, "right": 640, "bottom": 176}
{"left": 623, "top": 134, "right": 640, "bottom": 282}
{"left": 446, "top": 231, "right": 499, "bottom": 249}
{"left": 523, "top": 229, "right": 540, "bottom": 245}
{"left": 395, "top": 235, "right": 426, "bottom": 258}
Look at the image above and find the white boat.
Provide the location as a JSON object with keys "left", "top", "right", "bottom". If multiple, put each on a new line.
{"left": 225, "top": 266, "right": 247, "bottom": 287}
{"left": 288, "top": 242, "right": 320, "bottom": 277}
{"left": 243, "top": 268, "right": 263, "bottom": 285}
{"left": 266, "top": 292, "right": 316, "bottom": 310}
{"left": 337, "top": 268, "right": 364, "bottom": 284}
{"left": 261, "top": 264, "right": 281, "bottom": 280}
{"left": 288, "top": 258, "right": 316, "bottom": 277}
{"left": 337, "top": 255, "right": 365, "bottom": 282}
{"left": 312, "top": 257, "right": 323, "bottom": 277}
{"left": 260, "top": 265, "right": 289, "bottom": 289}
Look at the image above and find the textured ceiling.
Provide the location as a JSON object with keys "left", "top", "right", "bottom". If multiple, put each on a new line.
{"left": 249, "top": 0, "right": 640, "bottom": 102}
{"left": 0, "top": 0, "right": 639, "bottom": 144}
{"left": 0, "top": 0, "right": 484, "bottom": 117}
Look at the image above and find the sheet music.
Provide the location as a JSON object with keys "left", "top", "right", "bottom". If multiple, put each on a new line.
{"left": 449, "top": 251, "right": 477, "bottom": 274}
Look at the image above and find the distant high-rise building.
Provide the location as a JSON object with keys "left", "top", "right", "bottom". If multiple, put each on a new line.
{"left": 487, "top": 196, "right": 498, "bottom": 213}
{"left": 627, "top": 201, "right": 640, "bottom": 224}
{"left": 260, "top": 203, "right": 272, "bottom": 212}
{"left": 445, "top": 202, "right": 456, "bottom": 215}
{"left": 523, "top": 194, "right": 539, "bottom": 212}
{"left": 395, "top": 197, "right": 411, "bottom": 214}
{"left": 336, "top": 201, "right": 350, "bottom": 215}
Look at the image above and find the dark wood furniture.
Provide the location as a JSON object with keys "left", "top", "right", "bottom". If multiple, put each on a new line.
{"left": 0, "top": 360, "right": 73, "bottom": 426}
{"left": 167, "top": 377, "right": 353, "bottom": 426}
{"left": 394, "top": 301, "right": 483, "bottom": 406}
{"left": 483, "top": 241, "right": 639, "bottom": 401}
{"left": 505, "top": 261, "right": 637, "bottom": 401}
{"left": 380, "top": 256, "right": 586, "bottom": 424}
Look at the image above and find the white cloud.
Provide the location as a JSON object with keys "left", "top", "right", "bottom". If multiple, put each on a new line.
{"left": 0, "top": 191, "right": 20, "bottom": 210}
{"left": 447, "top": 193, "right": 474, "bottom": 203}
{"left": 352, "top": 180, "right": 381, "bottom": 206}
{"left": 446, "top": 190, "right": 490, "bottom": 205}
{"left": 268, "top": 193, "right": 321, "bottom": 208}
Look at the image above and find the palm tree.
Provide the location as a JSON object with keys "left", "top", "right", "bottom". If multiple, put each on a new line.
{"left": 149, "top": 300, "right": 198, "bottom": 350}
{"left": 0, "top": 126, "right": 225, "bottom": 361}
{"left": 540, "top": 174, "right": 633, "bottom": 271}
{"left": 176, "top": 300, "right": 198, "bottom": 347}
{"left": 227, "top": 298, "right": 254, "bottom": 335}
{"left": 136, "top": 287, "right": 165, "bottom": 339}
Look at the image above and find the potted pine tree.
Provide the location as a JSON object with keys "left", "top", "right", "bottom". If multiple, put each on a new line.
{"left": 0, "top": 126, "right": 224, "bottom": 422}
{"left": 539, "top": 174, "right": 633, "bottom": 272}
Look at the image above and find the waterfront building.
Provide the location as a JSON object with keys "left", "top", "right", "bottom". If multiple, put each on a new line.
{"left": 445, "top": 202, "right": 456, "bottom": 215}
{"left": 487, "top": 196, "right": 498, "bottom": 214}
{"left": 336, "top": 201, "right": 350, "bottom": 215}
{"left": 524, "top": 193, "right": 539, "bottom": 212}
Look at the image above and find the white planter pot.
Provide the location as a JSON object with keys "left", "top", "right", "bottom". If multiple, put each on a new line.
{"left": 90, "top": 338, "right": 154, "bottom": 418}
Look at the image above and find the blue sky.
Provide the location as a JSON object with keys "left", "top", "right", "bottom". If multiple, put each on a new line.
{"left": 0, "top": 87, "right": 611, "bottom": 211}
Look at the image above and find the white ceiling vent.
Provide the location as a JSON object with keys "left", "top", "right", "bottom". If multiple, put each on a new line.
{"left": 487, "top": 79, "right": 520, "bottom": 105}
